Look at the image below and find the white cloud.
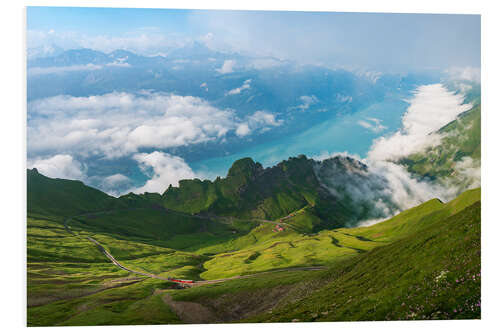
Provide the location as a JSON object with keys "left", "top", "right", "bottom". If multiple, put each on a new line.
{"left": 358, "top": 70, "right": 382, "bottom": 84}
{"left": 364, "top": 84, "right": 476, "bottom": 210}
{"left": 28, "top": 92, "right": 283, "bottom": 159}
{"left": 200, "top": 82, "right": 208, "bottom": 92}
{"left": 453, "top": 156, "right": 481, "bottom": 189}
{"left": 445, "top": 66, "right": 481, "bottom": 83}
{"left": 102, "top": 173, "right": 131, "bottom": 187}
{"left": 359, "top": 84, "right": 476, "bottom": 221}
{"left": 94, "top": 173, "right": 133, "bottom": 197}
{"left": 336, "top": 94, "right": 352, "bottom": 103}
{"left": 317, "top": 83, "right": 478, "bottom": 227}
{"left": 28, "top": 60, "right": 132, "bottom": 76}
{"left": 28, "top": 92, "right": 230, "bottom": 158}
{"left": 28, "top": 154, "right": 86, "bottom": 181}
{"left": 368, "top": 84, "right": 472, "bottom": 162}
{"left": 247, "top": 110, "right": 282, "bottom": 127}
{"left": 292, "top": 95, "right": 319, "bottom": 111}
{"left": 199, "top": 32, "right": 215, "bottom": 48}
{"left": 28, "top": 64, "right": 103, "bottom": 75}
{"left": 312, "top": 151, "right": 362, "bottom": 162}
{"left": 236, "top": 110, "right": 283, "bottom": 137}
{"left": 106, "top": 61, "right": 131, "bottom": 68}
{"left": 226, "top": 79, "right": 251, "bottom": 95}
{"left": 131, "top": 151, "right": 196, "bottom": 194}
{"left": 236, "top": 123, "right": 251, "bottom": 137}
{"left": 357, "top": 117, "right": 387, "bottom": 133}
{"left": 368, "top": 160, "right": 443, "bottom": 210}
{"left": 216, "top": 60, "right": 236, "bottom": 74}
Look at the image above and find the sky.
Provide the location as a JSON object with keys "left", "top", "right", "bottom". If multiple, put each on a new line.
{"left": 27, "top": 7, "right": 481, "bottom": 71}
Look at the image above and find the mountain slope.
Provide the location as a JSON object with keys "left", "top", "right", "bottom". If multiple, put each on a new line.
{"left": 27, "top": 168, "right": 125, "bottom": 216}
{"left": 248, "top": 200, "right": 480, "bottom": 322}
{"left": 161, "top": 155, "right": 374, "bottom": 229}
{"left": 186, "top": 188, "right": 480, "bottom": 280}
{"left": 158, "top": 188, "right": 480, "bottom": 323}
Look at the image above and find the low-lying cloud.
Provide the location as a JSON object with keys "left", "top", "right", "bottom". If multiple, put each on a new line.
{"left": 28, "top": 91, "right": 282, "bottom": 159}
{"left": 368, "top": 84, "right": 472, "bottom": 162}
{"left": 28, "top": 64, "right": 104, "bottom": 76}
{"left": 28, "top": 154, "right": 87, "bottom": 181}
{"left": 445, "top": 66, "right": 481, "bottom": 83}
{"left": 130, "top": 151, "right": 196, "bottom": 194}
{"left": 28, "top": 60, "right": 132, "bottom": 76}
{"left": 316, "top": 84, "right": 479, "bottom": 227}
{"left": 357, "top": 117, "right": 387, "bottom": 133}
{"left": 227, "top": 79, "right": 251, "bottom": 95}
{"left": 292, "top": 95, "right": 319, "bottom": 111}
{"left": 236, "top": 110, "right": 283, "bottom": 137}
{"left": 216, "top": 59, "right": 236, "bottom": 74}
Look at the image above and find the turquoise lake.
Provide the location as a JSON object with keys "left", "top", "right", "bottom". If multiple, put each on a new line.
{"left": 191, "top": 91, "right": 412, "bottom": 179}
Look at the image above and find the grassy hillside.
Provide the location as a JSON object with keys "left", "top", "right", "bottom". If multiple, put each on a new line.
{"left": 249, "top": 201, "right": 480, "bottom": 322}
{"left": 27, "top": 168, "right": 124, "bottom": 216}
{"left": 27, "top": 185, "right": 480, "bottom": 325}
{"left": 71, "top": 208, "right": 258, "bottom": 251}
{"left": 191, "top": 188, "right": 480, "bottom": 280}
{"left": 162, "top": 190, "right": 480, "bottom": 323}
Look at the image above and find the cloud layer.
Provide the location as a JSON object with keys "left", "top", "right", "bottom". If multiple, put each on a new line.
{"left": 131, "top": 151, "right": 196, "bottom": 194}
{"left": 291, "top": 95, "right": 319, "bottom": 111}
{"left": 28, "top": 91, "right": 282, "bottom": 159}
{"left": 216, "top": 60, "right": 236, "bottom": 74}
{"left": 357, "top": 117, "right": 387, "bottom": 133}
{"left": 28, "top": 154, "right": 86, "bottom": 181}
{"left": 236, "top": 111, "right": 283, "bottom": 137}
{"left": 227, "top": 79, "right": 251, "bottom": 95}
{"left": 368, "top": 84, "right": 472, "bottom": 162}
{"left": 316, "top": 84, "right": 478, "bottom": 226}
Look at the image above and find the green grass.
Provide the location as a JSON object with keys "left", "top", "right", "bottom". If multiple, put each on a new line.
{"left": 141, "top": 192, "right": 480, "bottom": 323}
{"left": 27, "top": 169, "right": 125, "bottom": 217}
{"left": 27, "top": 163, "right": 481, "bottom": 325}
{"left": 171, "top": 269, "right": 325, "bottom": 302}
{"left": 196, "top": 189, "right": 480, "bottom": 280}
{"left": 28, "top": 277, "right": 181, "bottom": 326}
{"left": 248, "top": 201, "right": 481, "bottom": 322}
{"left": 27, "top": 216, "right": 107, "bottom": 263}
{"left": 161, "top": 155, "right": 356, "bottom": 228}
{"left": 70, "top": 208, "right": 258, "bottom": 251}
{"left": 345, "top": 188, "right": 480, "bottom": 242}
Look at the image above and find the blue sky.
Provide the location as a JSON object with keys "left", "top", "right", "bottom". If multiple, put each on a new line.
{"left": 27, "top": 7, "right": 194, "bottom": 35}
{"left": 27, "top": 7, "right": 480, "bottom": 70}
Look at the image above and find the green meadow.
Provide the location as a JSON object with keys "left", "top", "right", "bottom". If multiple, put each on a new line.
{"left": 27, "top": 184, "right": 481, "bottom": 325}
